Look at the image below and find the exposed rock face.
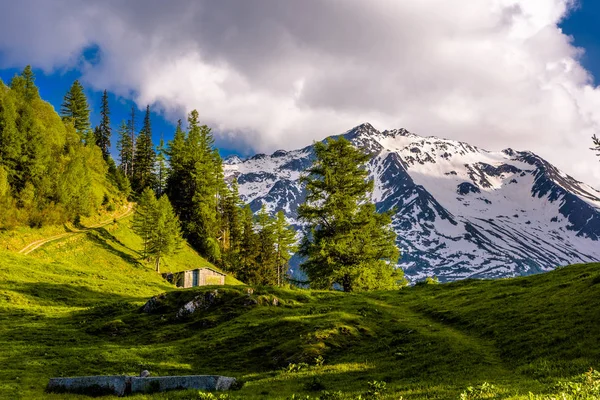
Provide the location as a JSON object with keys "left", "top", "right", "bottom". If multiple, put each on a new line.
{"left": 224, "top": 123, "right": 600, "bottom": 282}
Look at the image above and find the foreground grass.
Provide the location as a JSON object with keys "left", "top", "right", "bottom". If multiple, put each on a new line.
{"left": 0, "top": 219, "right": 598, "bottom": 399}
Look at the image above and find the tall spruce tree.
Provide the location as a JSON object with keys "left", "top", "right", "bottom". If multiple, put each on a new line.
{"left": 593, "top": 135, "right": 600, "bottom": 157}
{"left": 61, "top": 80, "right": 92, "bottom": 142}
{"left": 132, "top": 105, "right": 156, "bottom": 194}
{"left": 148, "top": 195, "right": 183, "bottom": 273}
{"left": 298, "top": 137, "right": 403, "bottom": 292}
{"left": 274, "top": 211, "right": 297, "bottom": 286}
{"left": 129, "top": 105, "right": 136, "bottom": 172}
{"left": 116, "top": 120, "right": 133, "bottom": 178}
{"left": 155, "top": 138, "right": 168, "bottom": 196}
{"left": 238, "top": 205, "right": 260, "bottom": 284}
{"left": 255, "top": 205, "right": 277, "bottom": 285}
{"left": 94, "top": 90, "right": 111, "bottom": 160}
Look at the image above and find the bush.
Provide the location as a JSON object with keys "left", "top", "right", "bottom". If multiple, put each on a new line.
{"left": 365, "top": 380, "right": 387, "bottom": 399}
{"left": 459, "top": 382, "right": 498, "bottom": 399}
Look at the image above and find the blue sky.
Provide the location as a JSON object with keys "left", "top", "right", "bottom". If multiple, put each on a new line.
{"left": 560, "top": 0, "right": 600, "bottom": 84}
{"left": 1, "top": 0, "right": 600, "bottom": 185}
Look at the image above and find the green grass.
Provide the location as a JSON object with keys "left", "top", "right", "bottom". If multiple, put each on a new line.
{"left": 0, "top": 219, "right": 598, "bottom": 399}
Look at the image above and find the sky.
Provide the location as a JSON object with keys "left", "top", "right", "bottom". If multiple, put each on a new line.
{"left": 0, "top": 0, "right": 600, "bottom": 187}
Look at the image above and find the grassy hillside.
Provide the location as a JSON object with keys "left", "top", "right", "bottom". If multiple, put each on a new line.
{"left": 0, "top": 218, "right": 598, "bottom": 399}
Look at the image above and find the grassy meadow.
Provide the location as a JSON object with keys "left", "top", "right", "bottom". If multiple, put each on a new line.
{"left": 0, "top": 217, "right": 599, "bottom": 399}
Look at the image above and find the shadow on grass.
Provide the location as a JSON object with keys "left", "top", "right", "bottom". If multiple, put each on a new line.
{"left": 0, "top": 281, "right": 147, "bottom": 308}
{"left": 85, "top": 227, "right": 143, "bottom": 267}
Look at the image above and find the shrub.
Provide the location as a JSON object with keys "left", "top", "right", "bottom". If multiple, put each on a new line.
{"left": 365, "top": 380, "right": 387, "bottom": 399}
{"left": 459, "top": 382, "right": 498, "bottom": 399}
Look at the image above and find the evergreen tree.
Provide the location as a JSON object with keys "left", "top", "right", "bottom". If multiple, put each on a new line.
{"left": 593, "top": 135, "right": 600, "bottom": 157}
{"left": 169, "top": 110, "right": 221, "bottom": 261}
{"left": 273, "top": 211, "right": 297, "bottom": 286}
{"left": 60, "top": 80, "right": 91, "bottom": 141}
{"left": 132, "top": 105, "right": 156, "bottom": 194}
{"left": 220, "top": 178, "right": 243, "bottom": 272}
{"left": 94, "top": 90, "right": 111, "bottom": 160}
{"left": 148, "top": 195, "right": 183, "bottom": 273}
{"left": 133, "top": 188, "right": 158, "bottom": 259}
{"left": 255, "top": 205, "right": 277, "bottom": 285}
{"left": 298, "top": 137, "right": 403, "bottom": 292}
{"left": 238, "top": 205, "right": 260, "bottom": 284}
{"left": 165, "top": 119, "right": 188, "bottom": 216}
{"left": 129, "top": 105, "right": 136, "bottom": 174}
{"left": 155, "top": 138, "right": 168, "bottom": 196}
{"left": 116, "top": 120, "right": 133, "bottom": 178}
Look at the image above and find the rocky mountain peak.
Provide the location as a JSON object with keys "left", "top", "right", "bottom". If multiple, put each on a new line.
{"left": 223, "top": 124, "right": 600, "bottom": 282}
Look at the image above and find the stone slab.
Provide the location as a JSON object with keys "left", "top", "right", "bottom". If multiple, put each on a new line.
{"left": 47, "top": 374, "right": 237, "bottom": 396}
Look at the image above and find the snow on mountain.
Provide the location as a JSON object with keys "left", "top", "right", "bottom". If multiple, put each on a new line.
{"left": 223, "top": 123, "right": 600, "bottom": 282}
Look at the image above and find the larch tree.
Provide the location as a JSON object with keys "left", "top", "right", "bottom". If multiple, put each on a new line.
{"left": 133, "top": 187, "right": 158, "bottom": 259}
{"left": 148, "top": 195, "right": 183, "bottom": 273}
{"left": 273, "top": 210, "right": 297, "bottom": 286}
{"left": 60, "top": 80, "right": 92, "bottom": 142}
{"left": 116, "top": 120, "right": 133, "bottom": 178}
{"left": 298, "top": 136, "right": 404, "bottom": 292}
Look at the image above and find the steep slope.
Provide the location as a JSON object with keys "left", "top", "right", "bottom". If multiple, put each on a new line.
{"left": 224, "top": 123, "right": 600, "bottom": 281}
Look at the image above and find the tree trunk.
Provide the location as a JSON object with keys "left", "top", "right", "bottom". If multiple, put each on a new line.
{"left": 155, "top": 257, "right": 160, "bottom": 273}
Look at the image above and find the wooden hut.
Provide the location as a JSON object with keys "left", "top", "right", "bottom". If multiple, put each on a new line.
{"left": 163, "top": 267, "right": 226, "bottom": 288}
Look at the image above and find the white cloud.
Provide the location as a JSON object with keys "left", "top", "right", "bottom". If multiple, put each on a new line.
{"left": 1, "top": 0, "right": 599, "bottom": 186}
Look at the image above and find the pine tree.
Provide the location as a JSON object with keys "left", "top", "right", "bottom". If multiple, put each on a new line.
{"left": 133, "top": 188, "right": 158, "bottom": 259}
{"left": 593, "top": 135, "right": 600, "bottom": 157}
{"left": 148, "top": 195, "right": 183, "bottom": 273}
{"left": 298, "top": 137, "right": 403, "bottom": 292}
{"left": 273, "top": 211, "right": 297, "bottom": 286}
{"left": 94, "top": 90, "right": 111, "bottom": 160}
{"left": 155, "top": 138, "right": 168, "bottom": 196}
{"left": 132, "top": 105, "right": 156, "bottom": 194}
{"left": 116, "top": 120, "right": 133, "bottom": 178}
{"left": 61, "top": 80, "right": 92, "bottom": 141}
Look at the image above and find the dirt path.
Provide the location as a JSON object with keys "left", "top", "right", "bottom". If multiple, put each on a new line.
{"left": 18, "top": 203, "right": 134, "bottom": 255}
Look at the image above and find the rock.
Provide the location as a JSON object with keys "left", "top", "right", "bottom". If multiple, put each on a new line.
{"left": 244, "top": 297, "right": 258, "bottom": 306}
{"left": 47, "top": 376, "right": 129, "bottom": 396}
{"left": 176, "top": 290, "right": 221, "bottom": 319}
{"left": 246, "top": 288, "right": 254, "bottom": 295}
{"left": 47, "top": 375, "right": 238, "bottom": 395}
{"left": 272, "top": 297, "right": 279, "bottom": 306}
{"left": 140, "top": 370, "right": 150, "bottom": 378}
{"left": 142, "top": 293, "right": 166, "bottom": 314}
{"left": 131, "top": 375, "right": 237, "bottom": 393}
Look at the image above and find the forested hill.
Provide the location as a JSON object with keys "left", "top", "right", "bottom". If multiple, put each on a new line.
{"left": 0, "top": 68, "right": 129, "bottom": 229}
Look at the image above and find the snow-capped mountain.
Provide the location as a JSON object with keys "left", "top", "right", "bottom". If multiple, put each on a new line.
{"left": 223, "top": 123, "right": 600, "bottom": 282}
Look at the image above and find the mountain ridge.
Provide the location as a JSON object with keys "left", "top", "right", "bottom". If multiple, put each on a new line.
{"left": 223, "top": 123, "right": 600, "bottom": 281}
